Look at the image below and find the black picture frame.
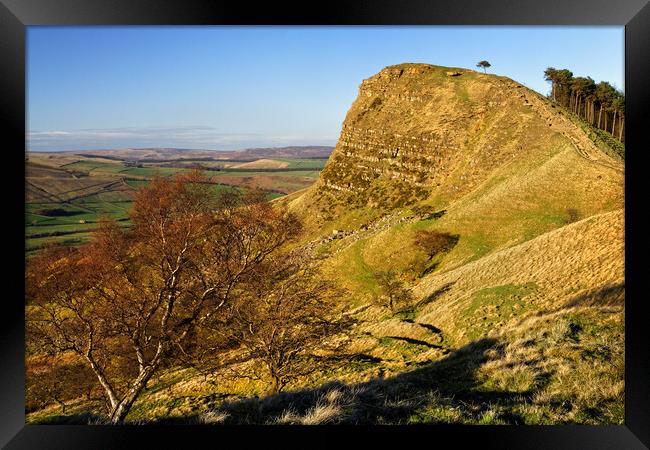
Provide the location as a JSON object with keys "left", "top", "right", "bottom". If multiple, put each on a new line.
{"left": 2, "top": 1, "right": 649, "bottom": 448}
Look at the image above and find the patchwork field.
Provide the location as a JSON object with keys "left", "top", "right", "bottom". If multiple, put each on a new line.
{"left": 25, "top": 151, "right": 329, "bottom": 255}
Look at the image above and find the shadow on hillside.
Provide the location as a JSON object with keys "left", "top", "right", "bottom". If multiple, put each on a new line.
{"left": 149, "top": 336, "right": 552, "bottom": 425}
{"left": 29, "top": 411, "right": 108, "bottom": 425}
{"left": 563, "top": 282, "right": 624, "bottom": 309}
{"left": 415, "top": 282, "right": 455, "bottom": 308}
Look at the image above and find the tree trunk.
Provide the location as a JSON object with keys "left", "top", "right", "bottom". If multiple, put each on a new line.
{"left": 564, "top": 88, "right": 570, "bottom": 108}
{"left": 598, "top": 105, "right": 603, "bottom": 129}
{"left": 54, "top": 396, "right": 66, "bottom": 414}
{"left": 109, "top": 366, "right": 157, "bottom": 424}
{"left": 270, "top": 375, "right": 281, "bottom": 395}
{"left": 266, "top": 361, "right": 283, "bottom": 395}
{"left": 578, "top": 96, "right": 582, "bottom": 117}
{"left": 85, "top": 354, "right": 119, "bottom": 412}
{"left": 612, "top": 110, "right": 617, "bottom": 136}
{"left": 619, "top": 117, "right": 624, "bottom": 141}
{"left": 591, "top": 100, "right": 596, "bottom": 126}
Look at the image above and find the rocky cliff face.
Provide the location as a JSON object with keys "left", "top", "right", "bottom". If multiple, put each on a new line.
{"left": 311, "top": 63, "right": 616, "bottom": 213}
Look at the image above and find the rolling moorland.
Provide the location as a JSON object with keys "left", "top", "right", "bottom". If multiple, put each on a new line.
{"left": 26, "top": 64, "right": 624, "bottom": 425}
{"left": 25, "top": 146, "right": 332, "bottom": 256}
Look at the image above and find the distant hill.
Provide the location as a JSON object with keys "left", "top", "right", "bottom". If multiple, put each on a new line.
{"left": 29, "top": 145, "right": 334, "bottom": 162}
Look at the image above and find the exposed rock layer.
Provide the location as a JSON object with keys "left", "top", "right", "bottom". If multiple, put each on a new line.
{"left": 314, "top": 63, "right": 621, "bottom": 211}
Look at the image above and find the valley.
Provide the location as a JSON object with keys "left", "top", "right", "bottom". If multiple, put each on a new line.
{"left": 25, "top": 146, "right": 332, "bottom": 255}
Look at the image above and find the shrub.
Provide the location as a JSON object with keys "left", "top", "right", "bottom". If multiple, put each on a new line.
{"left": 413, "top": 230, "right": 459, "bottom": 261}
{"left": 565, "top": 208, "right": 580, "bottom": 224}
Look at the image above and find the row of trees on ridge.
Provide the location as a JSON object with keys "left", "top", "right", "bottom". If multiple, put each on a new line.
{"left": 543, "top": 67, "right": 625, "bottom": 142}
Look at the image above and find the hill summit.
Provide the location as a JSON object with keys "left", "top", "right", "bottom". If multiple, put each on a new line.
{"left": 287, "top": 63, "right": 622, "bottom": 228}
{"left": 284, "top": 62, "right": 623, "bottom": 350}
{"left": 261, "top": 64, "right": 625, "bottom": 424}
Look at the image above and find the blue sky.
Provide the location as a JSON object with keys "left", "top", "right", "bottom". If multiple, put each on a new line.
{"left": 27, "top": 26, "right": 624, "bottom": 151}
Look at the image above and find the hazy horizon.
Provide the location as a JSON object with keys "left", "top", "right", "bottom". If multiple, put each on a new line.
{"left": 25, "top": 142, "right": 335, "bottom": 153}
{"left": 28, "top": 26, "right": 624, "bottom": 151}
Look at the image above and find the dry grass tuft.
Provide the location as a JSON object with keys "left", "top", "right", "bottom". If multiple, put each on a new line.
{"left": 301, "top": 402, "right": 345, "bottom": 425}
{"left": 272, "top": 388, "right": 350, "bottom": 425}
{"left": 273, "top": 408, "right": 301, "bottom": 425}
{"left": 198, "top": 409, "right": 230, "bottom": 424}
{"left": 324, "top": 389, "right": 344, "bottom": 404}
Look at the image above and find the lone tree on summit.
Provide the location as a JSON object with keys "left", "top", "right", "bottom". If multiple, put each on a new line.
{"left": 476, "top": 60, "right": 491, "bottom": 73}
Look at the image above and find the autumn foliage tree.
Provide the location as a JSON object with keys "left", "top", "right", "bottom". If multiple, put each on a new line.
{"left": 413, "top": 230, "right": 459, "bottom": 262}
{"left": 408, "top": 229, "right": 460, "bottom": 277}
{"left": 212, "top": 251, "right": 350, "bottom": 394}
{"left": 25, "top": 353, "right": 98, "bottom": 414}
{"left": 26, "top": 171, "right": 301, "bottom": 423}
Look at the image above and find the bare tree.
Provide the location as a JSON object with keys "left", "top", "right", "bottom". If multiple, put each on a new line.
{"left": 26, "top": 171, "right": 301, "bottom": 423}
{"left": 213, "top": 251, "right": 350, "bottom": 394}
{"left": 372, "top": 270, "right": 413, "bottom": 313}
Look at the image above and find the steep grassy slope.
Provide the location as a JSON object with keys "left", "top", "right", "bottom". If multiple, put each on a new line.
{"left": 267, "top": 63, "right": 624, "bottom": 423}
{"left": 284, "top": 63, "right": 623, "bottom": 303}
{"left": 414, "top": 209, "right": 623, "bottom": 344}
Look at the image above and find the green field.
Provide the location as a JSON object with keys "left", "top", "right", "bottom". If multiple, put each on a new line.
{"left": 26, "top": 155, "right": 325, "bottom": 255}
{"left": 275, "top": 158, "right": 328, "bottom": 169}
{"left": 210, "top": 169, "right": 321, "bottom": 178}
{"left": 63, "top": 161, "right": 189, "bottom": 178}
{"left": 26, "top": 200, "right": 131, "bottom": 254}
